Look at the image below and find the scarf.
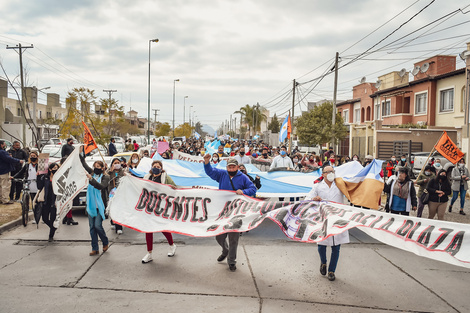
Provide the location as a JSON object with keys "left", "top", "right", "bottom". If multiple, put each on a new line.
{"left": 393, "top": 180, "right": 410, "bottom": 200}
{"left": 86, "top": 174, "right": 106, "bottom": 220}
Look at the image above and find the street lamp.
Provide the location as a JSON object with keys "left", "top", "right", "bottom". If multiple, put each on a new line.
{"left": 183, "top": 96, "right": 188, "bottom": 125}
{"left": 172, "top": 79, "right": 180, "bottom": 138}
{"left": 148, "top": 38, "right": 159, "bottom": 143}
{"left": 189, "top": 105, "right": 193, "bottom": 128}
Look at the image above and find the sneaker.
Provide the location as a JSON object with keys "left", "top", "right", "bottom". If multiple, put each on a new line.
{"left": 448, "top": 205, "right": 452, "bottom": 213}
{"left": 168, "top": 244, "right": 177, "bottom": 257}
{"left": 217, "top": 254, "right": 227, "bottom": 262}
{"left": 460, "top": 210, "right": 466, "bottom": 215}
{"left": 320, "top": 264, "right": 327, "bottom": 276}
{"left": 328, "top": 272, "right": 336, "bottom": 281}
{"left": 117, "top": 230, "right": 123, "bottom": 235}
{"left": 229, "top": 264, "right": 237, "bottom": 272}
{"left": 142, "top": 252, "right": 153, "bottom": 263}
{"left": 110, "top": 225, "right": 116, "bottom": 230}
{"left": 4, "top": 200, "right": 14, "bottom": 205}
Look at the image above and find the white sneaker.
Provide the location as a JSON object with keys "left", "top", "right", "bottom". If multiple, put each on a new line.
{"left": 110, "top": 225, "right": 116, "bottom": 230}
{"left": 117, "top": 230, "right": 123, "bottom": 235}
{"left": 168, "top": 244, "right": 177, "bottom": 257}
{"left": 142, "top": 252, "right": 153, "bottom": 263}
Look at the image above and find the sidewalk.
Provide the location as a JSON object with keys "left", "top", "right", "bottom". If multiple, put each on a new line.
{"left": 0, "top": 212, "right": 468, "bottom": 313}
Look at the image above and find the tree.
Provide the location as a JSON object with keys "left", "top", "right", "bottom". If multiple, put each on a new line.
{"left": 175, "top": 123, "right": 194, "bottom": 138}
{"left": 194, "top": 121, "right": 207, "bottom": 138}
{"left": 295, "top": 101, "right": 347, "bottom": 146}
{"left": 268, "top": 113, "right": 280, "bottom": 133}
{"left": 235, "top": 103, "right": 267, "bottom": 137}
{"left": 155, "top": 122, "right": 172, "bottom": 137}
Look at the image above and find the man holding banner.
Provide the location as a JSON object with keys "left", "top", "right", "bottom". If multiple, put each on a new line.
{"left": 203, "top": 154, "right": 257, "bottom": 272}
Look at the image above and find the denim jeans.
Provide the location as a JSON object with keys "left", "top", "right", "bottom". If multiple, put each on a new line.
{"left": 318, "top": 244, "right": 341, "bottom": 273}
{"left": 88, "top": 214, "right": 109, "bottom": 251}
{"left": 450, "top": 185, "right": 467, "bottom": 209}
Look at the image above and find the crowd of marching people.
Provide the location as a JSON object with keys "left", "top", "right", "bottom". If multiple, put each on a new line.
{"left": 1, "top": 136, "right": 469, "bottom": 281}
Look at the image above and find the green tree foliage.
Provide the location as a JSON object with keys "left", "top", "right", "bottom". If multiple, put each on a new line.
{"left": 155, "top": 122, "right": 172, "bottom": 137}
{"left": 175, "top": 123, "right": 194, "bottom": 138}
{"left": 295, "top": 101, "right": 347, "bottom": 146}
{"left": 268, "top": 113, "right": 280, "bottom": 133}
{"left": 235, "top": 103, "right": 267, "bottom": 136}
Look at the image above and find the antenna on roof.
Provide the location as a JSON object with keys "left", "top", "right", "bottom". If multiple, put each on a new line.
{"left": 459, "top": 50, "right": 467, "bottom": 61}
{"left": 375, "top": 80, "right": 382, "bottom": 89}
{"left": 420, "top": 63, "right": 430, "bottom": 73}
{"left": 411, "top": 65, "right": 420, "bottom": 76}
{"left": 360, "top": 76, "right": 366, "bottom": 84}
{"left": 398, "top": 68, "right": 407, "bottom": 78}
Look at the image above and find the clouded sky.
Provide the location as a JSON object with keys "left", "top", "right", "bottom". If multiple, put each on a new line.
{"left": 0, "top": 0, "right": 469, "bottom": 130}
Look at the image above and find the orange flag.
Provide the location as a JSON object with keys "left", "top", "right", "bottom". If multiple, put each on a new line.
{"left": 287, "top": 113, "right": 292, "bottom": 139}
{"left": 434, "top": 131, "right": 464, "bottom": 164}
{"left": 82, "top": 121, "right": 98, "bottom": 154}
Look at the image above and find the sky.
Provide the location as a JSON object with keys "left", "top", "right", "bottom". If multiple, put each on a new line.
{"left": 0, "top": 0, "right": 469, "bottom": 131}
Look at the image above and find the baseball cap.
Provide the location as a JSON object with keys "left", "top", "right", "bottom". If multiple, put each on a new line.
{"left": 227, "top": 159, "right": 238, "bottom": 166}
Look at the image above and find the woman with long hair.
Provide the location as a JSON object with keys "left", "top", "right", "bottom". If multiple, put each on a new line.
{"left": 385, "top": 167, "right": 417, "bottom": 216}
{"left": 108, "top": 157, "right": 126, "bottom": 234}
{"left": 36, "top": 163, "right": 60, "bottom": 241}
{"left": 141, "top": 160, "right": 177, "bottom": 263}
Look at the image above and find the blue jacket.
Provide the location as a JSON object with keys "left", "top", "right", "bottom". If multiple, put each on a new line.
{"left": 204, "top": 163, "right": 257, "bottom": 196}
{"left": 109, "top": 142, "right": 117, "bottom": 156}
{"left": 0, "top": 149, "right": 20, "bottom": 175}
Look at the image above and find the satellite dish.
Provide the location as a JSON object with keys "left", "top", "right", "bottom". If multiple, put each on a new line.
{"left": 460, "top": 50, "right": 467, "bottom": 61}
{"left": 398, "top": 68, "right": 407, "bottom": 78}
{"left": 411, "top": 65, "right": 420, "bottom": 76}
{"left": 420, "top": 63, "right": 430, "bottom": 73}
{"left": 360, "top": 77, "right": 366, "bottom": 84}
{"left": 375, "top": 80, "right": 382, "bottom": 89}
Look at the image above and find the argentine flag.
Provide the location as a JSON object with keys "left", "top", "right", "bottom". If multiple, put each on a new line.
{"left": 279, "top": 115, "right": 289, "bottom": 142}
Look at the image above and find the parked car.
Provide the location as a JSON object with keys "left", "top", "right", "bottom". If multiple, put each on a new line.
{"left": 0, "top": 139, "right": 13, "bottom": 150}
{"left": 114, "top": 141, "right": 125, "bottom": 154}
{"left": 129, "top": 136, "right": 147, "bottom": 149}
{"left": 412, "top": 151, "right": 451, "bottom": 175}
{"left": 41, "top": 144, "right": 62, "bottom": 158}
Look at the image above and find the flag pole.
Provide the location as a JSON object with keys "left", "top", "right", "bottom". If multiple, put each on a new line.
{"left": 416, "top": 132, "right": 444, "bottom": 179}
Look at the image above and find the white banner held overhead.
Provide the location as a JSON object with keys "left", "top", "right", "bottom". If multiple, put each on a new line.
{"left": 172, "top": 150, "right": 230, "bottom": 163}
{"left": 52, "top": 148, "right": 88, "bottom": 228}
{"left": 109, "top": 175, "right": 470, "bottom": 268}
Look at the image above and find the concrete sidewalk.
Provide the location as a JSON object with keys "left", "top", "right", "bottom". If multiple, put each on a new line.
{"left": 0, "top": 213, "right": 468, "bottom": 313}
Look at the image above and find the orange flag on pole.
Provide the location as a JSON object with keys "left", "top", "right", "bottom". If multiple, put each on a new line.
{"left": 287, "top": 113, "right": 292, "bottom": 139}
{"left": 434, "top": 131, "right": 464, "bottom": 164}
{"left": 82, "top": 121, "right": 98, "bottom": 155}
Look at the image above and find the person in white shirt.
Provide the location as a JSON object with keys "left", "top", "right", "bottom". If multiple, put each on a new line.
{"left": 234, "top": 147, "right": 251, "bottom": 165}
{"left": 270, "top": 146, "right": 293, "bottom": 170}
{"left": 305, "top": 166, "right": 349, "bottom": 281}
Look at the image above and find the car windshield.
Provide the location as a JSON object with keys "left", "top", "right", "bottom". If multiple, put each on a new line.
{"left": 41, "top": 146, "right": 61, "bottom": 158}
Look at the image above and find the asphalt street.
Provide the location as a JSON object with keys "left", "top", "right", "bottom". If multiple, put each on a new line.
{"left": 0, "top": 209, "right": 469, "bottom": 313}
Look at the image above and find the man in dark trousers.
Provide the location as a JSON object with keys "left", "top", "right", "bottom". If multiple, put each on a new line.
{"left": 0, "top": 140, "right": 24, "bottom": 204}
{"left": 8, "top": 141, "right": 28, "bottom": 201}
{"left": 203, "top": 155, "right": 257, "bottom": 272}
{"left": 61, "top": 138, "right": 75, "bottom": 158}
{"left": 108, "top": 138, "right": 117, "bottom": 156}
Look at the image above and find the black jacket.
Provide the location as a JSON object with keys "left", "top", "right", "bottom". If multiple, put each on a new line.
{"left": 80, "top": 155, "right": 110, "bottom": 207}
{"left": 61, "top": 143, "right": 75, "bottom": 158}
{"left": 7, "top": 148, "right": 28, "bottom": 172}
{"left": 426, "top": 171, "right": 452, "bottom": 203}
{"left": 13, "top": 162, "right": 39, "bottom": 180}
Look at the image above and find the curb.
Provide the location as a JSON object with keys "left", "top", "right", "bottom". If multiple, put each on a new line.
{"left": 0, "top": 212, "right": 33, "bottom": 235}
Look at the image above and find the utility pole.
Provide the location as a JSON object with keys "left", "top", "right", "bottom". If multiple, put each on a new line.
{"left": 288, "top": 79, "right": 296, "bottom": 153}
{"left": 153, "top": 109, "right": 160, "bottom": 123}
{"left": 332, "top": 52, "right": 339, "bottom": 150}
{"left": 7, "top": 43, "right": 34, "bottom": 146}
{"left": 103, "top": 89, "right": 117, "bottom": 123}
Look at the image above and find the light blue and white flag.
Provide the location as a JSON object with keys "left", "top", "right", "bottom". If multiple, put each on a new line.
{"left": 279, "top": 115, "right": 289, "bottom": 142}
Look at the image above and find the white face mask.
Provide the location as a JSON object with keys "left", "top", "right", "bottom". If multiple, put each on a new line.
{"left": 326, "top": 173, "right": 335, "bottom": 182}
{"left": 458, "top": 163, "right": 465, "bottom": 168}
{"left": 293, "top": 158, "right": 298, "bottom": 163}
{"left": 114, "top": 163, "right": 121, "bottom": 170}
{"left": 132, "top": 158, "right": 138, "bottom": 164}
{"left": 391, "top": 158, "right": 396, "bottom": 161}
{"left": 425, "top": 171, "right": 431, "bottom": 176}
{"left": 353, "top": 157, "right": 358, "bottom": 161}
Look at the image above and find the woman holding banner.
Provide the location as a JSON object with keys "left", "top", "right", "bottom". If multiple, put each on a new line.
{"left": 36, "top": 163, "right": 60, "bottom": 242}
{"left": 449, "top": 158, "right": 469, "bottom": 215}
{"left": 141, "top": 160, "right": 178, "bottom": 263}
{"left": 426, "top": 169, "right": 451, "bottom": 220}
{"left": 385, "top": 168, "right": 417, "bottom": 216}
{"left": 108, "top": 158, "right": 126, "bottom": 234}
{"left": 79, "top": 147, "right": 110, "bottom": 256}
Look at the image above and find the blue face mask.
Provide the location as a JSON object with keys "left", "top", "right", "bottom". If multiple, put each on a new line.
{"left": 152, "top": 167, "right": 162, "bottom": 175}
{"left": 280, "top": 151, "right": 287, "bottom": 156}
{"left": 401, "top": 158, "right": 406, "bottom": 162}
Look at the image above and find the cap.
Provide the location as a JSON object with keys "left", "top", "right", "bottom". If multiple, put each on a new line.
{"left": 227, "top": 158, "right": 238, "bottom": 166}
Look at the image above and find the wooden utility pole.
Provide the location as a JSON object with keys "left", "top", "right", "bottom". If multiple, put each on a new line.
{"left": 288, "top": 79, "right": 296, "bottom": 153}
{"left": 7, "top": 43, "right": 34, "bottom": 146}
{"left": 331, "top": 52, "right": 339, "bottom": 149}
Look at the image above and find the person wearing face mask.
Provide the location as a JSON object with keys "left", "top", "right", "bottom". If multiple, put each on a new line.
{"left": 415, "top": 165, "right": 435, "bottom": 218}
{"left": 384, "top": 168, "right": 417, "bottom": 216}
{"left": 433, "top": 159, "right": 442, "bottom": 172}
{"left": 80, "top": 146, "right": 110, "bottom": 256}
{"left": 234, "top": 147, "right": 251, "bottom": 165}
{"left": 385, "top": 155, "right": 398, "bottom": 178}
{"left": 259, "top": 147, "right": 271, "bottom": 160}
{"left": 108, "top": 158, "right": 126, "bottom": 234}
{"left": 12, "top": 151, "right": 40, "bottom": 202}
{"left": 270, "top": 146, "right": 293, "bottom": 170}
{"left": 127, "top": 153, "right": 141, "bottom": 170}
{"left": 36, "top": 163, "right": 60, "bottom": 241}
{"left": 301, "top": 154, "right": 319, "bottom": 172}
{"left": 203, "top": 155, "right": 257, "bottom": 272}
{"left": 449, "top": 158, "right": 470, "bottom": 215}
{"left": 0, "top": 140, "right": 24, "bottom": 204}
{"left": 305, "top": 166, "right": 349, "bottom": 282}
{"left": 238, "top": 164, "right": 261, "bottom": 189}
{"left": 352, "top": 154, "right": 361, "bottom": 165}
{"left": 141, "top": 160, "right": 178, "bottom": 263}
{"left": 426, "top": 169, "right": 451, "bottom": 220}
{"left": 211, "top": 153, "right": 220, "bottom": 164}
{"left": 396, "top": 154, "right": 411, "bottom": 173}
{"left": 291, "top": 153, "right": 303, "bottom": 172}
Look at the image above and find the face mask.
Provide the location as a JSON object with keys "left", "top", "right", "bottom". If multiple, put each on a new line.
{"left": 212, "top": 158, "right": 219, "bottom": 162}
{"left": 280, "top": 151, "right": 286, "bottom": 156}
{"left": 262, "top": 153, "right": 268, "bottom": 157}
{"left": 144, "top": 155, "right": 149, "bottom": 158}
{"left": 51, "top": 169, "right": 58, "bottom": 175}
{"left": 391, "top": 158, "right": 396, "bottom": 161}
{"left": 353, "top": 157, "right": 358, "bottom": 161}
{"left": 240, "top": 169, "right": 247, "bottom": 174}
{"left": 401, "top": 158, "right": 406, "bottom": 162}
{"left": 326, "top": 173, "right": 335, "bottom": 182}
{"left": 93, "top": 168, "right": 102, "bottom": 175}
{"left": 132, "top": 158, "right": 138, "bottom": 164}
{"left": 152, "top": 167, "right": 162, "bottom": 175}
{"left": 425, "top": 171, "right": 431, "bottom": 176}
{"left": 458, "top": 163, "right": 464, "bottom": 168}
{"left": 228, "top": 170, "right": 237, "bottom": 177}
{"left": 114, "top": 164, "right": 121, "bottom": 170}
{"left": 30, "top": 157, "right": 38, "bottom": 162}
{"left": 293, "top": 158, "right": 298, "bottom": 163}
{"left": 435, "top": 163, "right": 441, "bottom": 168}
{"left": 439, "top": 174, "right": 447, "bottom": 179}
{"left": 240, "top": 152, "right": 245, "bottom": 156}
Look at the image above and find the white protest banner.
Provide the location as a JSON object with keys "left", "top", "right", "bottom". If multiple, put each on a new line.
{"left": 52, "top": 148, "right": 88, "bottom": 228}
{"left": 110, "top": 175, "right": 470, "bottom": 268}
{"left": 172, "top": 150, "right": 230, "bottom": 163}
